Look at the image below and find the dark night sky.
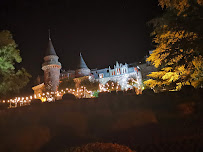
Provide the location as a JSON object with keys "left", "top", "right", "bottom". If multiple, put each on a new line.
{"left": 0, "top": 0, "right": 162, "bottom": 91}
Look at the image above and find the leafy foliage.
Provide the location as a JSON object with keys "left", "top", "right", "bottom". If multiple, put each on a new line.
{"left": 128, "top": 75, "right": 138, "bottom": 86}
{"left": 68, "top": 142, "right": 135, "bottom": 152}
{"left": 0, "top": 30, "right": 31, "bottom": 97}
{"left": 105, "top": 80, "right": 120, "bottom": 91}
{"left": 59, "top": 78, "right": 76, "bottom": 90}
{"left": 144, "top": 0, "right": 203, "bottom": 90}
{"left": 80, "top": 77, "right": 99, "bottom": 91}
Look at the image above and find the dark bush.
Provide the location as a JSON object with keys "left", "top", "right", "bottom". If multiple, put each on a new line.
{"left": 98, "top": 92, "right": 111, "bottom": 98}
{"left": 111, "top": 90, "right": 117, "bottom": 95}
{"left": 196, "top": 88, "right": 203, "bottom": 99}
{"left": 117, "top": 91, "right": 123, "bottom": 95}
{"left": 126, "top": 89, "right": 134, "bottom": 93}
{"left": 67, "top": 142, "right": 135, "bottom": 152}
{"left": 30, "top": 99, "right": 42, "bottom": 105}
{"left": 62, "top": 93, "right": 76, "bottom": 101}
{"left": 4, "top": 126, "right": 50, "bottom": 152}
{"left": 0, "top": 102, "right": 9, "bottom": 110}
{"left": 142, "top": 89, "right": 154, "bottom": 96}
{"left": 180, "top": 85, "right": 195, "bottom": 95}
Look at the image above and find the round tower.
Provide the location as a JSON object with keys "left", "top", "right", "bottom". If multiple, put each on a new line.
{"left": 42, "top": 36, "right": 61, "bottom": 92}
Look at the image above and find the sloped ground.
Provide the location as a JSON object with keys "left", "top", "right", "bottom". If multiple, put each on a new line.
{"left": 0, "top": 88, "right": 202, "bottom": 152}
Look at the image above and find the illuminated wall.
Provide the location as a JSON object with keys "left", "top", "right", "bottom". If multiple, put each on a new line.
{"left": 91, "top": 62, "right": 143, "bottom": 90}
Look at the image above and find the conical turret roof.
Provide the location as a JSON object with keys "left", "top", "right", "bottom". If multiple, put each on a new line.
{"left": 45, "top": 38, "right": 57, "bottom": 56}
{"left": 77, "top": 53, "right": 89, "bottom": 69}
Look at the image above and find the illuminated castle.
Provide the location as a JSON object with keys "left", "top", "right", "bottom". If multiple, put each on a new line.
{"left": 32, "top": 37, "right": 143, "bottom": 96}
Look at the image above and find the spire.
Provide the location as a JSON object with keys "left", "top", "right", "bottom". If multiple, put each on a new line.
{"left": 77, "top": 52, "right": 89, "bottom": 69}
{"left": 45, "top": 30, "right": 57, "bottom": 56}
{"left": 48, "top": 29, "right": 51, "bottom": 40}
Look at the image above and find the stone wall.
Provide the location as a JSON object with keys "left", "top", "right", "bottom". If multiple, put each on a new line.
{"left": 44, "top": 66, "right": 61, "bottom": 92}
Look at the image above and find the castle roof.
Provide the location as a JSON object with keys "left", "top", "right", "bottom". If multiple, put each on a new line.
{"left": 45, "top": 38, "right": 57, "bottom": 56}
{"left": 77, "top": 53, "right": 89, "bottom": 69}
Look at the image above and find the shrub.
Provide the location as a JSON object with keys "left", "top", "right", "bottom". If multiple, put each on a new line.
{"left": 180, "top": 85, "right": 195, "bottom": 96}
{"left": 112, "top": 110, "right": 157, "bottom": 131}
{"left": 62, "top": 93, "right": 76, "bottom": 101}
{"left": 67, "top": 142, "right": 135, "bottom": 152}
{"left": 142, "top": 89, "right": 154, "bottom": 96}
{"left": 177, "top": 102, "right": 195, "bottom": 116}
{"left": 0, "top": 102, "right": 9, "bottom": 110}
{"left": 30, "top": 99, "right": 42, "bottom": 105}
{"left": 59, "top": 78, "right": 76, "bottom": 90}
{"left": 2, "top": 126, "right": 50, "bottom": 152}
{"left": 80, "top": 78, "right": 99, "bottom": 91}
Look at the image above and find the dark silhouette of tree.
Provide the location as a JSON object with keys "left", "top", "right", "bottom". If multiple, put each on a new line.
{"left": 80, "top": 78, "right": 99, "bottom": 91}
{"left": 59, "top": 78, "right": 76, "bottom": 90}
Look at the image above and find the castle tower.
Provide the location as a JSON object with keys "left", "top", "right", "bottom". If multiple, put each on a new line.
{"left": 75, "top": 53, "right": 90, "bottom": 77}
{"left": 42, "top": 35, "right": 61, "bottom": 92}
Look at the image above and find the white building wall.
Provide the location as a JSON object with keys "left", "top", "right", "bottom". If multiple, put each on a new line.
{"left": 98, "top": 72, "right": 141, "bottom": 90}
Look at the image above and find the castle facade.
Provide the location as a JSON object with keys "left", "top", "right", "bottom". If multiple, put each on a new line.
{"left": 32, "top": 37, "right": 143, "bottom": 97}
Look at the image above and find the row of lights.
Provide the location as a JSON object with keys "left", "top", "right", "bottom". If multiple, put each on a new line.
{"left": 0, "top": 86, "right": 94, "bottom": 106}
{"left": 1, "top": 79, "right": 141, "bottom": 107}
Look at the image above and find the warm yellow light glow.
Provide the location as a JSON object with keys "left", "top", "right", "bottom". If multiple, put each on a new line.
{"left": 41, "top": 97, "right": 46, "bottom": 102}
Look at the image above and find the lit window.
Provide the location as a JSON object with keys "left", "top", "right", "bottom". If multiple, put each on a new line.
{"left": 99, "top": 73, "right": 104, "bottom": 78}
{"left": 134, "top": 67, "right": 138, "bottom": 73}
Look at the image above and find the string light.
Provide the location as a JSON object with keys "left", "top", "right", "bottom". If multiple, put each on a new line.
{"left": 1, "top": 79, "right": 141, "bottom": 108}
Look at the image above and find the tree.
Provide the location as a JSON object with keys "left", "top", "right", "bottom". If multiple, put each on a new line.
{"left": 80, "top": 77, "right": 99, "bottom": 91}
{"left": 128, "top": 76, "right": 140, "bottom": 94}
{"left": 105, "top": 80, "right": 120, "bottom": 92}
{"left": 58, "top": 78, "right": 76, "bottom": 90}
{"left": 128, "top": 76, "right": 138, "bottom": 86}
{"left": 144, "top": 0, "right": 203, "bottom": 91}
{"left": 0, "top": 30, "right": 31, "bottom": 97}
